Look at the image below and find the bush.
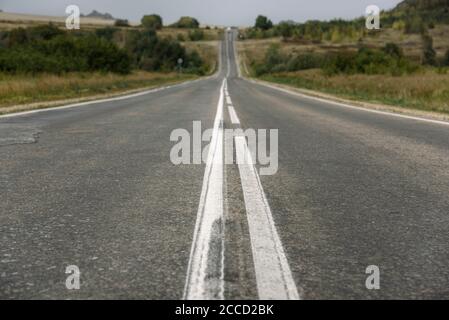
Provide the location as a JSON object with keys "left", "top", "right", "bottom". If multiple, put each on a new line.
{"left": 0, "top": 28, "right": 132, "bottom": 74}
{"left": 422, "top": 34, "right": 437, "bottom": 66}
{"left": 444, "top": 50, "right": 449, "bottom": 66}
{"left": 177, "top": 33, "right": 186, "bottom": 41}
{"left": 0, "top": 24, "right": 208, "bottom": 76}
{"left": 323, "top": 45, "right": 418, "bottom": 76}
{"left": 188, "top": 29, "right": 204, "bottom": 41}
{"left": 251, "top": 44, "right": 323, "bottom": 75}
{"left": 124, "top": 29, "right": 204, "bottom": 73}
{"left": 114, "top": 19, "right": 130, "bottom": 27}
{"left": 383, "top": 43, "right": 403, "bottom": 58}
{"left": 323, "top": 52, "right": 356, "bottom": 75}
{"left": 405, "top": 16, "right": 426, "bottom": 34}
{"left": 172, "top": 17, "right": 200, "bottom": 28}
{"left": 277, "top": 21, "right": 295, "bottom": 39}
{"left": 141, "top": 14, "right": 163, "bottom": 30}
{"left": 95, "top": 27, "right": 118, "bottom": 41}
{"left": 255, "top": 15, "right": 273, "bottom": 30}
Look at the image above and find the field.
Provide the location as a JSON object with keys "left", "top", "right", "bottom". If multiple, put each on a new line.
{"left": 238, "top": 25, "right": 449, "bottom": 65}
{"left": 0, "top": 12, "right": 221, "bottom": 114}
{"left": 237, "top": 25, "right": 449, "bottom": 115}
{"left": 260, "top": 69, "right": 449, "bottom": 114}
{"left": 0, "top": 71, "right": 198, "bottom": 114}
{"left": 0, "top": 11, "right": 122, "bottom": 31}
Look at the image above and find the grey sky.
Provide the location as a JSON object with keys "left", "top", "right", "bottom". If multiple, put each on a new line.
{"left": 1, "top": 0, "right": 403, "bottom": 26}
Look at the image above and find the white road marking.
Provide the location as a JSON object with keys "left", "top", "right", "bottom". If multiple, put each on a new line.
{"left": 226, "top": 96, "right": 232, "bottom": 105}
{"left": 249, "top": 79, "right": 449, "bottom": 127}
{"left": 226, "top": 33, "right": 231, "bottom": 78}
{"left": 234, "top": 135, "right": 300, "bottom": 300}
{"left": 184, "top": 79, "right": 226, "bottom": 300}
{"left": 227, "top": 106, "right": 240, "bottom": 124}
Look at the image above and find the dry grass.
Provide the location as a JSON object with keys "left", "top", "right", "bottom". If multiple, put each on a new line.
{"left": 261, "top": 69, "right": 449, "bottom": 114}
{"left": 0, "top": 71, "right": 197, "bottom": 113}
{"left": 0, "top": 11, "right": 125, "bottom": 31}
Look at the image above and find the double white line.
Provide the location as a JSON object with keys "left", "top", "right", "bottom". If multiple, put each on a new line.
{"left": 184, "top": 79, "right": 300, "bottom": 300}
{"left": 184, "top": 80, "right": 226, "bottom": 300}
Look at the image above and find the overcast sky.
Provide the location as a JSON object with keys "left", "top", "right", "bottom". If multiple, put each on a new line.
{"left": 1, "top": 0, "right": 403, "bottom": 26}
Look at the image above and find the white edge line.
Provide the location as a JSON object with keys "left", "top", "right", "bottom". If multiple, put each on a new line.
{"left": 246, "top": 79, "right": 449, "bottom": 127}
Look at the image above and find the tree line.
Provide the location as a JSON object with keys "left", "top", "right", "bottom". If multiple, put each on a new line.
{"left": 0, "top": 20, "right": 207, "bottom": 75}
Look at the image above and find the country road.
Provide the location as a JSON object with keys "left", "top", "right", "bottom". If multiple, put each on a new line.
{"left": 1, "top": 30, "right": 449, "bottom": 300}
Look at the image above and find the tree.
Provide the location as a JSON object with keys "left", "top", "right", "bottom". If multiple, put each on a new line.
{"left": 255, "top": 15, "right": 273, "bottom": 30}
{"left": 114, "top": 19, "right": 129, "bottom": 27}
{"left": 422, "top": 34, "right": 437, "bottom": 65}
{"left": 173, "top": 17, "right": 200, "bottom": 28}
{"left": 141, "top": 14, "right": 163, "bottom": 30}
{"left": 383, "top": 43, "right": 403, "bottom": 58}
{"left": 188, "top": 29, "right": 204, "bottom": 41}
{"left": 277, "top": 21, "right": 294, "bottom": 40}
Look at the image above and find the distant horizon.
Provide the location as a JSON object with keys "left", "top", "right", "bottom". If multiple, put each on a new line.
{"left": 0, "top": 0, "right": 403, "bottom": 27}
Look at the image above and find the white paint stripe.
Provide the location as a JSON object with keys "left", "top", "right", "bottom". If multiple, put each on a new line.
{"left": 226, "top": 32, "right": 231, "bottom": 78}
{"left": 249, "top": 79, "right": 449, "bottom": 127}
{"left": 227, "top": 106, "right": 240, "bottom": 124}
{"left": 235, "top": 136, "right": 300, "bottom": 300}
{"left": 233, "top": 32, "right": 242, "bottom": 78}
{"left": 226, "top": 96, "right": 232, "bottom": 105}
{"left": 184, "top": 79, "right": 226, "bottom": 300}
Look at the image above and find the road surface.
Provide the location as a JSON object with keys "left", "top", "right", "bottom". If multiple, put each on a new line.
{"left": 1, "top": 31, "right": 449, "bottom": 299}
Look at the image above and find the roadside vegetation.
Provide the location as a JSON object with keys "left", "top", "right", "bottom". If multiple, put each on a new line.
{"left": 0, "top": 13, "right": 221, "bottom": 111}
{"left": 0, "top": 71, "right": 196, "bottom": 114}
{"left": 238, "top": 0, "right": 449, "bottom": 114}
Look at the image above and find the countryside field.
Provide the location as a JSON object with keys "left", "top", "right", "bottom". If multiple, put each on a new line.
{"left": 0, "top": 11, "right": 220, "bottom": 113}
{"left": 0, "top": 71, "right": 199, "bottom": 115}
{"left": 237, "top": 23, "right": 449, "bottom": 114}
{"left": 0, "top": 11, "right": 119, "bottom": 30}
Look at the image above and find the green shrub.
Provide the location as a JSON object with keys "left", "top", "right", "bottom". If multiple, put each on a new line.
{"left": 124, "top": 29, "right": 203, "bottom": 73}
{"left": 0, "top": 29, "right": 131, "bottom": 74}
{"left": 255, "top": 15, "right": 273, "bottom": 30}
{"left": 0, "top": 24, "right": 207, "bottom": 76}
{"left": 422, "top": 34, "right": 437, "bottom": 66}
{"left": 188, "top": 29, "right": 204, "bottom": 41}
{"left": 141, "top": 14, "right": 163, "bottom": 30}
{"left": 114, "top": 19, "right": 130, "bottom": 27}
{"left": 322, "top": 45, "right": 419, "bottom": 76}
{"left": 444, "top": 49, "right": 449, "bottom": 66}
{"left": 95, "top": 27, "right": 118, "bottom": 41}
{"left": 172, "top": 17, "right": 200, "bottom": 28}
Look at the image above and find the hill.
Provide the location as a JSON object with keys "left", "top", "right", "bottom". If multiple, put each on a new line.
{"left": 81, "top": 10, "right": 115, "bottom": 20}
{"left": 394, "top": 0, "right": 449, "bottom": 11}
{"left": 391, "top": 0, "right": 449, "bottom": 24}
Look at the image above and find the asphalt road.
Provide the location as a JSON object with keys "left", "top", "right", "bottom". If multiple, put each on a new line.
{"left": 1, "top": 31, "right": 449, "bottom": 300}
